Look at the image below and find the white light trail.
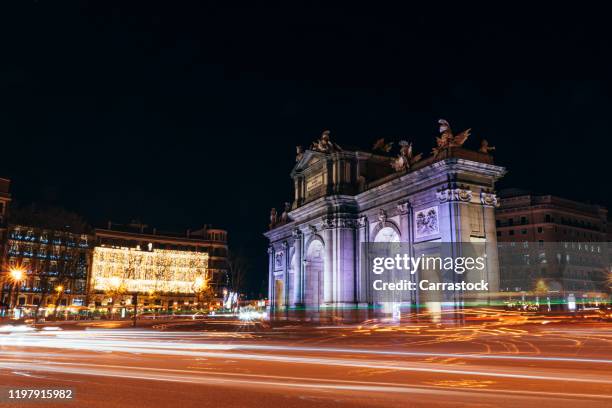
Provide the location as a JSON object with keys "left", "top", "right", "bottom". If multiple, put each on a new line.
{"left": 1, "top": 331, "right": 612, "bottom": 384}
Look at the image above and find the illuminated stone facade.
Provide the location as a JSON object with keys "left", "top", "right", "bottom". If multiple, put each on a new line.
{"left": 265, "top": 128, "right": 506, "bottom": 316}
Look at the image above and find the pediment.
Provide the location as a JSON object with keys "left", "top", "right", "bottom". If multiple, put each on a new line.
{"left": 291, "top": 150, "right": 327, "bottom": 175}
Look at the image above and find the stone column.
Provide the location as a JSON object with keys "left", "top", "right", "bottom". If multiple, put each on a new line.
{"left": 356, "top": 215, "right": 368, "bottom": 304}
{"left": 397, "top": 202, "right": 410, "bottom": 242}
{"left": 437, "top": 186, "right": 476, "bottom": 312}
{"left": 336, "top": 218, "right": 356, "bottom": 305}
{"left": 292, "top": 229, "right": 303, "bottom": 306}
{"left": 481, "top": 191, "right": 501, "bottom": 294}
{"left": 267, "top": 246, "right": 274, "bottom": 311}
{"left": 282, "top": 241, "right": 289, "bottom": 308}
{"left": 397, "top": 202, "right": 413, "bottom": 306}
{"left": 323, "top": 218, "right": 334, "bottom": 304}
{"left": 293, "top": 179, "right": 300, "bottom": 208}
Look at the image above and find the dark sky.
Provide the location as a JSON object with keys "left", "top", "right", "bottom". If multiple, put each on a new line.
{"left": 1, "top": 2, "right": 611, "bottom": 295}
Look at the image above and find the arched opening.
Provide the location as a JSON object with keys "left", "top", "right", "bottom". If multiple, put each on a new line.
{"left": 304, "top": 239, "right": 324, "bottom": 307}
{"left": 274, "top": 279, "right": 284, "bottom": 308}
{"left": 373, "top": 225, "right": 401, "bottom": 318}
{"left": 374, "top": 226, "right": 400, "bottom": 242}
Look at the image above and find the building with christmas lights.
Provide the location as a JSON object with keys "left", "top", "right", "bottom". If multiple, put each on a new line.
{"left": 88, "top": 223, "right": 227, "bottom": 311}
{"left": 264, "top": 123, "right": 506, "bottom": 319}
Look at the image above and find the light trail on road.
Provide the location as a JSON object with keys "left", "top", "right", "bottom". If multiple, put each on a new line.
{"left": 1, "top": 322, "right": 612, "bottom": 407}
{"left": 2, "top": 360, "right": 612, "bottom": 402}
{"left": 3, "top": 329, "right": 612, "bottom": 365}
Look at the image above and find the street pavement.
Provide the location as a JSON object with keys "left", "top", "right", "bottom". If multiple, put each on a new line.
{"left": 0, "top": 314, "right": 611, "bottom": 407}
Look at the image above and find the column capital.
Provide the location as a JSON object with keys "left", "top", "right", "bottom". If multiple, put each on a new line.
{"left": 322, "top": 215, "right": 336, "bottom": 229}
{"left": 396, "top": 201, "right": 411, "bottom": 215}
{"left": 480, "top": 190, "right": 499, "bottom": 207}
{"left": 336, "top": 218, "right": 357, "bottom": 228}
{"left": 437, "top": 186, "right": 472, "bottom": 203}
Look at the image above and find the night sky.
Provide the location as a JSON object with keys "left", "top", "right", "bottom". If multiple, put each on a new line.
{"left": 2, "top": 2, "right": 611, "bottom": 295}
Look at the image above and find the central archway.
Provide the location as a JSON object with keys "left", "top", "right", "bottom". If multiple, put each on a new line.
{"left": 304, "top": 239, "right": 324, "bottom": 307}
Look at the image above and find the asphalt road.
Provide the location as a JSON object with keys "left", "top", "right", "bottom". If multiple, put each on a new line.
{"left": 1, "top": 316, "right": 611, "bottom": 408}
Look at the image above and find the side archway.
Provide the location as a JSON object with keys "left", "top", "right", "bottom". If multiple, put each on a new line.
{"left": 304, "top": 238, "right": 324, "bottom": 307}
{"left": 372, "top": 223, "right": 401, "bottom": 242}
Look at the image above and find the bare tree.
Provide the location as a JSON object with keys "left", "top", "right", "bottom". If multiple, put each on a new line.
{"left": 227, "top": 250, "right": 248, "bottom": 295}
{"left": 195, "top": 285, "right": 216, "bottom": 309}
{"left": 7, "top": 203, "right": 91, "bottom": 320}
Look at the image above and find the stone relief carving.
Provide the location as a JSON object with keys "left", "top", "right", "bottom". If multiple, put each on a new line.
{"left": 310, "top": 130, "right": 342, "bottom": 153}
{"left": 358, "top": 215, "right": 368, "bottom": 228}
{"left": 479, "top": 139, "right": 496, "bottom": 154}
{"left": 437, "top": 187, "right": 473, "bottom": 203}
{"left": 336, "top": 218, "right": 357, "bottom": 228}
{"left": 274, "top": 251, "right": 284, "bottom": 271}
{"left": 396, "top": 201, "right": 410, "bottom": 215}
{"left": 432, "top": 119, "right": 471, "bottom": 158}
{"left": 415, "top": 206, "right": 439, "bottom": 238}
{"left": 480, "top": 190, "right": 499, "bottom": 207}
{"left": 322, "top": 216, "right": 336, "bottom": 229}
{"left": 391, "top": 141, "right": 423, "bottom": 172}
{"left": 295, "top": 145, "right": 304, "bottom": 162}
{"left": 377, "top": 209, "right": 387, "bottom": 224}
{"left": 280, "top": 202, "right": 291, "bottom": 224}
{"left": 269, "top": 208, "right": 278, "bottom": 229}
{"left": 372, "top": 138, "right": 394, "bottom": 153}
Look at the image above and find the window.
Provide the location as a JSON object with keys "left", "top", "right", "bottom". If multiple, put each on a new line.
{"left": 508, "top": 219, "right": 514, "bottom": 226}
{"left": 496, "top": 231, "right": 501, "bottom": 237}
{"left": 537, "top": 227, "right": 543, "bottom": 233}
{"left": 521, "top": 229, "right": 527, "bottom": 235}
{"left": 509, "top": 230, "right": 515, "bottom": 236}
{"left": 521, "top": 217, "right": 527, "bottom": 225}
{"left": 545, "top": 214, "right": 551, "bottom": 223}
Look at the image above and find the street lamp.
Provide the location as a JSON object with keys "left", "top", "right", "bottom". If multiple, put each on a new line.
{"left": 52, "top": 284, "right": 65, "bottom": 319}
{"left": 10, "top": 268, "right": 25, "bottom": 282}
{"left": 9, "top": 267, "right": 26, "bottom": 317}
{"left": 192, "top": 275, "right": 209, "bottom": 311}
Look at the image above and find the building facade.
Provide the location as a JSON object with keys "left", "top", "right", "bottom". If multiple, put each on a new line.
{"left": 89, "top": 223, "right": 227, "bottom": 311}
{"left": 0, "top": 178, "right": 11, "bottom": 257}
{"left": 0, "top": 174, "right": 230, "bottom": 317}
{"left": 264, "top": 123, "right": 506, "bottom": 318}
{"left": 496, "top": 189, "right": 609, "bottom": 298}
{"left": 1, "top": 225, "right": 92, "bottom": 315}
